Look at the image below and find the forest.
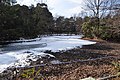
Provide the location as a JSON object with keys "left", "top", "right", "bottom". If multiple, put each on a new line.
{"left": 0, "top": 0, "right": 120, "bottom": 80}
{"left": 0, "top": 1, "right": 53, "bottom": 41}
{"left": 0, "top": 0, "right": 120, "bottom": 42}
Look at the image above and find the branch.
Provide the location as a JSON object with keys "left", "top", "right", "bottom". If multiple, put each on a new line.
{"left": 97, "top": 72, "right": 120, "bottom": 80}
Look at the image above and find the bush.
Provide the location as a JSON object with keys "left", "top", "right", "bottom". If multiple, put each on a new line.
{"left": 82, "top": 21, "right": 100, "bottom": 39}
{"left": 82, "top": 21, "right": 112, "bottom": 40}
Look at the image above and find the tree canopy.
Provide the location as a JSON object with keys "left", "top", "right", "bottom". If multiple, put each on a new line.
{"left": 0, "top": 2, "right": 53, "bottom": 41}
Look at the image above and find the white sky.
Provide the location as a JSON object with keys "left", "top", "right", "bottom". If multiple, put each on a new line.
{"left": 16, "top": 0, "right": 84, "bottom": 17}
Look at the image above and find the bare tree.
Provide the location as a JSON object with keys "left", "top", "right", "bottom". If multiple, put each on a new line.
{"left": 84, "top": 0, "right": 108, "bottom": 18}
{"left": 83, "top": 0, "right": 118, "bottom": 27}
{"left": 82, "top": 0, "right": 120, "bottom": 39}
{"left": 84, "top": 0, "right": 119, "bottom": 18}
{"left": 82, "top": 0, "right": 114, "bottom": 38}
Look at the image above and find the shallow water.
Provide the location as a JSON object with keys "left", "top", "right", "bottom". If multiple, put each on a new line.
{"left": 0, "top": 35, "right": 96, "bottom": 73}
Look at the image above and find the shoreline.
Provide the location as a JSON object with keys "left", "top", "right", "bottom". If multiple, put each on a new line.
{"left": 0, "top": 39, "right": 120, "bottom": 80}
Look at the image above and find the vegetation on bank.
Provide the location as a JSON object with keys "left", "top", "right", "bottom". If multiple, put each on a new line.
{"left": 81, "top": 0, "right": 120, "bottom": 42}
{"left": 0, "top": 0, "right": 120, "bottom": 42}
{"left": 0, "top": 0, "right": 120, "bottom": 80}
{"left": 0, "top": 2, "right": 53, "bottom": 41}
{"left": 0, "top": 0, "right": 80, "bottom": 42}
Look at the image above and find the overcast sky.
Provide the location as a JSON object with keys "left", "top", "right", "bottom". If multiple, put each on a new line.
{"left": 16, "top": 0, "right": 84, "bottom": 17}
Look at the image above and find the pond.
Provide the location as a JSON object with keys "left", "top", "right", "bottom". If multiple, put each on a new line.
{"left": 0, "top": 35, "right": 96, "bottom": 73}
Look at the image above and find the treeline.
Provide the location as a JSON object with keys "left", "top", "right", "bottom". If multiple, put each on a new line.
{"left": 53, "top": 16, "right": 83, "bottom": 34}
{"left": 0, "top": 3, "right": 53, "bottom": 41}
{"left": 0, "top": 0, "right": 120, "bottom": 42}
{"left": 0, "top": 2, "right": 81, "bottom": 42}
{"left": 82, "top": 14, "right": 120, "bottom": 41}
{"left": 81, "top": 0, "right": 120, "bottom": 42}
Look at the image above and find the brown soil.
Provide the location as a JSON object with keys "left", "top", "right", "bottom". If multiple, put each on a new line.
{"left": 1, "top": 40, "right": 120, "bottom": 80}
{"left": 42, "top": 41, "right": 120, "bottom": 80}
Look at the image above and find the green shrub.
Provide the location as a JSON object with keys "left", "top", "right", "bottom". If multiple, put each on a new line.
{"left": 82, "top": 21, "right": 112, "bottom": 40}
{"left": 19, "top": 67, "right": 42, "bottom": 80}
